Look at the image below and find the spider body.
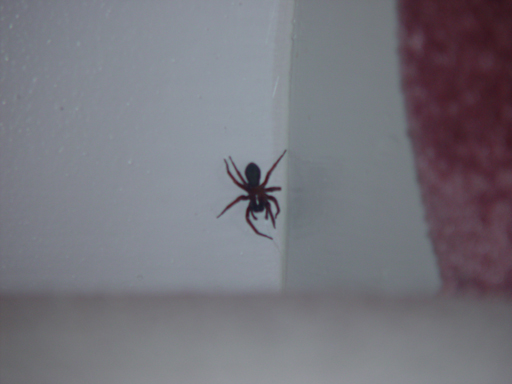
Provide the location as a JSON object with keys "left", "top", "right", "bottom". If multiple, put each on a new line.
{"left": 217, "top": 150, "right": 287, "bottom": 240}
{"left": 245, "top": 163, "right": 261, "bottom": 187}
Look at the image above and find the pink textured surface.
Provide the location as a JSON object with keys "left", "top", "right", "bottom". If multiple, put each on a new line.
{"left": 399, "top": 0, "right": 512, "bottom": 295}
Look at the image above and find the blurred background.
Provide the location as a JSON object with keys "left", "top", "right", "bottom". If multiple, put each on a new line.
{"left": 1, "top": 0, "right": 439, "bottom": 295}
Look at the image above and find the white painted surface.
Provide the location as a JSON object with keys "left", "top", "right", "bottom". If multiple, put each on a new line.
{"left": 285, "top": 0, "right": 441, "bottom": 294}
{"left": 1, "top": 0, "right": 442, "bottom": 295}
{"left": 0, "top": 1, "right": 293, "bottom": 293}
{"left": 2, "top": 295, "right": 511, "bottom": 383}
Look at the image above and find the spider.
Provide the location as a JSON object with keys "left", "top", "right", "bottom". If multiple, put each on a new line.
{"left": 217, "top": 150, "right": 287, "bottom": 240}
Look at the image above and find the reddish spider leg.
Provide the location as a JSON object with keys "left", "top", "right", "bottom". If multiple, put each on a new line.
{"left": 224, "top": 158, "right": 245, "bottom": 189}
{"left": 245, "top": 206, "right": 273, "bottom": 240}
{"left": 216, "top": 158, "right": 249, "bottom": 219}
{"left": 265, "top": 190, "right": 281, "bottom": 218}
{"left": 264, "top": 202, "right": 276, "bottom": 227}
{"left": 266, "top": 195, "right": 280, "bottom": 226}
{"left": 216, "top": 195, "right": 249, "bottom": 218}
{"left": 228, "top": 156, "right": 246, "bottom": 187}
{"left": 260, "top": 150, "right": 287, "bottom": 187}
{"left": 254, "top": 149, "right": 286, "bottom": 222}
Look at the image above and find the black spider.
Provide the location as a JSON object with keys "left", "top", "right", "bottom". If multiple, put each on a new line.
{"left": 217, "top": 150, "right": 287, "bottom": 239}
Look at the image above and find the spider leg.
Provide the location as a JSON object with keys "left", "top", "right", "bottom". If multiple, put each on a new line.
{"left": 264, "top": 186, "right": 281, "bottom": 193}
{"left": 246, "top": 206, "right": 272, "bottom": 240}
{"left": 260, "top": 150, "right": 287, "bottom": 187}
{"left": 267, "top": 195, "right": 280, "bottom": 219}
{"left": 217, "top": 195, "right": 249, "bottom": 218}
{"left": 265, "top": 202, "right": 276, "bottom": 228}
{"left": 251, "top": 210, "right": 258, "bottom": 220}
{"left": 223, "top": 159, "right": 247, "bottom": 190}
{"left": 228, "top": 156, "right": 248, "bottom": 187}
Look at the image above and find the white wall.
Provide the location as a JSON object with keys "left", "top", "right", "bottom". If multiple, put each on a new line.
{"left": 0, "top": 1, "right": 293, "bottom": 294}
{"left": 1, "top": 0, "right": 442, "bottom": 295}
{"left": 285, "top": 0, "right": 441, "bottom": 294}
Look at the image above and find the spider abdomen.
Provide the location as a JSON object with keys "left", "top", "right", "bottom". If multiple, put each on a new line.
{"left": 245, "top": 163, "right": 261, "bottom": 187}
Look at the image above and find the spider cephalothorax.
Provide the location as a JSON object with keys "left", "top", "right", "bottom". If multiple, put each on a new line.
{"left": 217, "top": 150, "right": 287, "bottom": 239}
